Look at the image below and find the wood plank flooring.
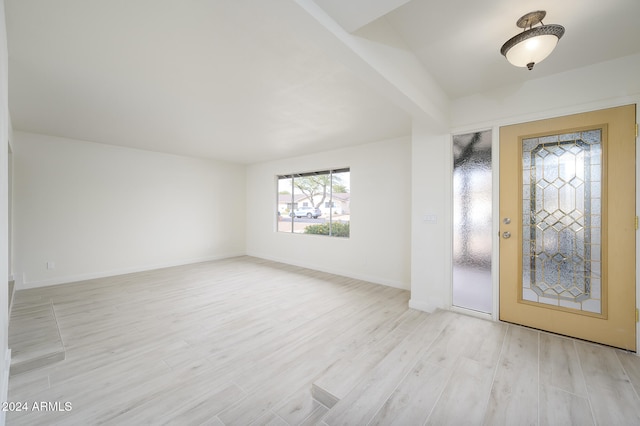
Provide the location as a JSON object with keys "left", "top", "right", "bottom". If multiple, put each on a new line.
{"left": 6, "top": 256, "right": 640, "bottom": 425}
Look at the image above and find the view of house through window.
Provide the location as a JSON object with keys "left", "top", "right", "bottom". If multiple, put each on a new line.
{"left": 277, "top": 168, "right": 350, "bottom": 237}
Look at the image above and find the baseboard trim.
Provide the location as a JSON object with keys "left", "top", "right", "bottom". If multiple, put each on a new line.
{"left": 18, "top": 253, "right": 246, "bottom": 289}
{"left": 18, "top": 251, "right": 410, "bottom": 292}
{"left": 408, "top": 299, "right": 440, "bottom": 313}
{"left": 247, "top": 252, "right": 410, "bottom": 291}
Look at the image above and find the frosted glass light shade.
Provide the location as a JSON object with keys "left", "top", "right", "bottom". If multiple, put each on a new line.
{"left": 500, "top": 22, "right": 565, "bottom": 70}
{"left": 505, "top": 34, "right": 558, "bottom": 68}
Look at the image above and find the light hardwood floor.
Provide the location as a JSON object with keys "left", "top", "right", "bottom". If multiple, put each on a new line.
{"left": 6, "top": 256, "right": 640, "bottom": 425}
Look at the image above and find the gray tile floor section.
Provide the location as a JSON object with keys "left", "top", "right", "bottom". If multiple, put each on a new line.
{"left": 5, "top": 256, "right": 640, "bottom": 425}
{"left": 9, "top": 294, "right": 65, "bottom": 376}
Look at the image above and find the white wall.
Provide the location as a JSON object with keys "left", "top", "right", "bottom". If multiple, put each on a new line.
{"left": 13, "top": 132, "right": 246, "bottom": 288}
{"left": 246, "top": 137, "right": 412, "bottom": 289}
{"left": 0, "top": 0, "right": 10, "bottom": 421}
{"left": 409, "top": 122, "right": 450, "bottom": 311}
{"left": 451, "top": 53, "right": 640, "bottom": 130}
{"left": 409, "top": 53, "right": 640, "bottom": 316}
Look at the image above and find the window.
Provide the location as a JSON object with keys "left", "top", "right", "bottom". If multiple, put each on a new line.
{"left": 277, "top": 168, "right": 350, "bottom": 237}
{"left": 452, "top": 130, "right": 492, "bottom": 314}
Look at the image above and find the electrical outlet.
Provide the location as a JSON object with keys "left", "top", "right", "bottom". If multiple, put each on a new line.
{"left": 47, "top": 261, "right": 55, "bottom": 270}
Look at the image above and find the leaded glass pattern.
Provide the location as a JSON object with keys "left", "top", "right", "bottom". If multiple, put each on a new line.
{"left": 522, "top": 130, "right": 602, "bottom": 313}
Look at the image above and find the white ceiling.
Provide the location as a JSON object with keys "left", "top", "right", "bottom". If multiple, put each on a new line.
{"left": 376, "top": 0, "right": 640, "bottom": 98}
{"left": 6, "top": 0, "right": 640, "bottom": 163}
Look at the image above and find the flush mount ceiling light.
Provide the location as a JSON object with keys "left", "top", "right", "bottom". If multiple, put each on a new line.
{"left": 500, "top": 10, "right": 565, "bottom": 70}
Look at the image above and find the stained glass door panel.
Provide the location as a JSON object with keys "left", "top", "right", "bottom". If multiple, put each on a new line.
{"left": 522, "top": 131, "right": 602, "bottom": 313}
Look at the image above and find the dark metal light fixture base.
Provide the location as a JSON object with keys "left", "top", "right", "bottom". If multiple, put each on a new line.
{"left": 516, "top": 11, "right": 546, "bottom": 29}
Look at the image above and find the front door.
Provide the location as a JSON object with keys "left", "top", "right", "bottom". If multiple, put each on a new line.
{"left": 499, "top": 105, "right": 637, "bottom": 350}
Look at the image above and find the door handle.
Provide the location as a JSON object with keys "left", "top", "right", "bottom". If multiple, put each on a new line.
{"left": 502, "top": 231, "right": 511, "bottom": 239}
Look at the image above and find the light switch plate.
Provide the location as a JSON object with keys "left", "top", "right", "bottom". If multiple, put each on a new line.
{"left": 423, "top": 214, "right": 438, "bottom": 223}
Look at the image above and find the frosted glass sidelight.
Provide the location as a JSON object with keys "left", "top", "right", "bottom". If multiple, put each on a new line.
{"left": 522, "top": 130, "right": 602, "bottom": 313}
{"left": 453, "top": 130, "right": 492, "bottom": 313}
